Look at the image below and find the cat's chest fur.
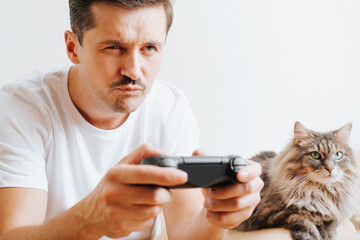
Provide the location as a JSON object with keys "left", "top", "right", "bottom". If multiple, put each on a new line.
{"left": 284, "top": 186, "right": 343, "bottom": 220}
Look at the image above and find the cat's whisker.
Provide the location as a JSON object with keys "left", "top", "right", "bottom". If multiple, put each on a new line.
{"left": 273, "top": 175, "right": 312, "bottom": 195}
{"left": 276, "top": 174, "right": 310, "bottom": 183}
{"left": 343, "top": 172, "right": 356, "bottom": 180}
{"left": 276, "top": 174, "right": 309, "bottom": 185}
{"left": 273, "top": 178, "right": 306, "bottom": 193}
{"left": 342, "top": 175, "right": 357, "bottom": 187}
{"left": 291, "top": 176, "right": 311, "bottom": 197}
{"left": 342, "top": 172, "right": 357, "bottom": 182}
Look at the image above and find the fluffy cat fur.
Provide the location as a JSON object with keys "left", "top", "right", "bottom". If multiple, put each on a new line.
{"left": 237, "top": 122, "right": 360, "bottom": 240}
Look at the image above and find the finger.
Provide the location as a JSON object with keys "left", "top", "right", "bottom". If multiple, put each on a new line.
{"left": 107, "top": 164, "right": 188, "bottom": 186}
{"left": 204, "top": 193, "right": 261, "bottom": 212}
{"left": 237, "top": 160, "right": 262, "bottom": 183}
{"left": 201, "top": 188, "right": 210, "bottom": 198}
{"left": 120, "top": 143, "right": 169, "bottom": 165}
{"left": 209, "top": 177, "right": 264, "bottom": 200}
{"left": 192, "top": 148, "right": 207, "bottom": 156}
{"left": 105, "top": 184, "right": 173, "bottom": 205}
{"left": 206, "top": 207, "right": 255, "bottom": 229}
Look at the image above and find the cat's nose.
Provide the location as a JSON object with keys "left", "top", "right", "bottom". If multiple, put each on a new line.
{"left": 326, "top": 167, "right": 334, "bottom": 173}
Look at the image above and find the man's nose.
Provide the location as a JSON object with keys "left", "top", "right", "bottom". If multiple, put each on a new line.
{"left": 120, "top": 51, "right": 142, "bottom": 80}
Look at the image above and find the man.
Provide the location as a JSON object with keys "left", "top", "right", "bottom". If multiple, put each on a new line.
{"left": 3, "top": 1, "right": 356, "bottom": 240}
{"left": 0, "top": 1, "right": 264, "bottom": 239}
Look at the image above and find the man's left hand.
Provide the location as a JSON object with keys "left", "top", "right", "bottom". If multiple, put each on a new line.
{"left": 193, "top": 150, "right": 263, "bottom": 229}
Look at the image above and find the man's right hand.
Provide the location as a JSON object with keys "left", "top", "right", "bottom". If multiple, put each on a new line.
{"left": 76, "top": 143, "right": 188, "bottom": 239}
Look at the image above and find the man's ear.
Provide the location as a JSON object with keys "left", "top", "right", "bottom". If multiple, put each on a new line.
{"left": 64, "top": 30, "right": 80, "bottom": 64}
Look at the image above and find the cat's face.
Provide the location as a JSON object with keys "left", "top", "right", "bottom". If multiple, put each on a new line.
{"left": 292, "top": 122, "right": 354, "bottom": 184}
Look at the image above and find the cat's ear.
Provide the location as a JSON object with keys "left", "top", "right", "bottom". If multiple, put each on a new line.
{"left": 334, "top": 123, "right": 352, "bottom": 144}
{"left": 294, "top": 121, "right": 313, "bottom": 145}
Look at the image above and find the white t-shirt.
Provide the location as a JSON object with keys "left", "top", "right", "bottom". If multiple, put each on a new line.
{"left": 0, "top": 66, "right": 201, "bottom": 240}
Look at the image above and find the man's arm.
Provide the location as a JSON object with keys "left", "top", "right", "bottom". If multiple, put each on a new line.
{"left": 0, "top": 188, "right": 47, "bottom": 235}
{"left": 163, "top": 189, "right": 228, "bottom": 240}
{"left": 0, "top": 188, "right": 89, "bottom": 240}
{"left": 225, "top": 219, "right": 358, "bottom": 240}
{"left": 0, "top": 144, "right": 188, "bottom": 240}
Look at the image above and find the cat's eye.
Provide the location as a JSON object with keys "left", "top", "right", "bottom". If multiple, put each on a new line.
{"left": 310, "top": 151, "right": 321, "bottom": 160}
{"left": 333, "top": 151, "right": 343, "bottom": 160}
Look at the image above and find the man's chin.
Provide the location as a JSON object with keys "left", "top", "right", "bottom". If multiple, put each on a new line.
{"left": 105, "top": 90, "right": 149, "bottom": 113}
{"left": 111, "top": 99, "right": 143, "bottom": 113}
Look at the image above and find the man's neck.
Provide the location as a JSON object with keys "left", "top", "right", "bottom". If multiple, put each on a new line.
{"left": 67, "top": 66, "right": 129, "bottom": 130}
{"left": 75, "top": 106, "right": 130, "bottom": 130}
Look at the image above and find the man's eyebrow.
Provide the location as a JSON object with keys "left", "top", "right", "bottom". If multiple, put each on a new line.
{"left": 145, "top": 41, "right": 164, "bottom": 47}
{"left": 98, "top": 40, "right": 126, "bottom": 45}
{"left": 98, "top": 40, "right": 164, "bottom": 47}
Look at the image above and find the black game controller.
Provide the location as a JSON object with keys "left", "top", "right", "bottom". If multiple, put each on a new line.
{"left": 141, "top": 155, "right": 247, "bottom": 188}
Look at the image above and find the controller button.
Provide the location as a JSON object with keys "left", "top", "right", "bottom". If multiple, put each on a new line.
{"left": 160, "top": 158, "right": 177, "bottom": 168}
{"left": 233, "top": 157, "right": 246, "bottom": 166}
{"left": 184, "top": 157, "right": 222, "bottom": 164}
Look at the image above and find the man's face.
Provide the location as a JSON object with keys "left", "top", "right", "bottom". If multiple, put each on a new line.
{"left": 76, "top": 3, "right": 167, "bottom": 113}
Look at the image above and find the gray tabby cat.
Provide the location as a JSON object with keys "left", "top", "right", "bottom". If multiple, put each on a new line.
{"left": 237, "top": 122, "right": 360, "bottom": 240}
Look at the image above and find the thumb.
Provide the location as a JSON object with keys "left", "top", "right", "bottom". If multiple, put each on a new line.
{"left": 119, "top": 143, "right": 169, "bottom": 165}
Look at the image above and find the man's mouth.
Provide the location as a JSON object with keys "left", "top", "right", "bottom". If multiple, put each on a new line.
{"left": 115, "top": 85, "right": 144, "bottom": 95}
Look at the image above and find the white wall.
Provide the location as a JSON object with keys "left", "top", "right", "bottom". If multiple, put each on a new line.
{"left": 1, "top": 0, "right": 360, "bottom": 158}
{"left": 0, "top": 0, "right": 70, "bottom": 81}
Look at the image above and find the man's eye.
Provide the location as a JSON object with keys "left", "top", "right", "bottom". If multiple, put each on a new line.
{"left": 146, "top": 46, "right": 155, "bottom": 52}
{"left": 106, "top": 45, "right": 121, "bottom": 49}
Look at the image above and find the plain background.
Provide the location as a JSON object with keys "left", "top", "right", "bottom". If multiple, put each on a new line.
{"left": 1, "top": 0, "right": 360, "bottom": 159}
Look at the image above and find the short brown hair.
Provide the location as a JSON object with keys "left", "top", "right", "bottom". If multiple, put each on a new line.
{"left": 69, "top": 0, "right": 173, "bottom": 45}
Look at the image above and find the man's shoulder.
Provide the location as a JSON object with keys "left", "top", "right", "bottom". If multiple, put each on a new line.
{"left": 147, "top": 80, "right": 189, "bottom": 107}
{"left": 152, "top": 80, "right": 184, "bottom": 96}
{"left": 141, "top": 80, "right": 192, "bottom": 124}
{"left": 0, "top": 71, "right": 43, "bottom": 112}
{"left": 1, "top": 66, "right": 69, "bottom": 102}
{"left": 0, "top": 66, "right": 70, "bottom": 120}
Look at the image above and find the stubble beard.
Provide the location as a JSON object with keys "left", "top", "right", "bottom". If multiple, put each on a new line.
{"left": 94, "top": 77, "right": 149, "bottom": 114}
{"left": 109, "top": 92, "right": 147, "bottom": 113}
